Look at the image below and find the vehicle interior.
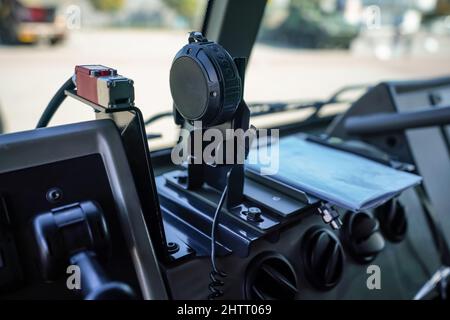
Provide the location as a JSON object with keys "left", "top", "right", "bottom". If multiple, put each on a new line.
{"left": 1, "top": 0, "right": 450, "bottom": 300}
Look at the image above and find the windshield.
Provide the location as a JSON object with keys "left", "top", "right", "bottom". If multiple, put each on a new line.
{"left": 247, "top": 0, "right": 450, "bottom": 129}
{"left": 0, "top": 0, "right": 207, "bottom": 149}
{"left": 1, "top": 0, "right": 450, "bottom": 149}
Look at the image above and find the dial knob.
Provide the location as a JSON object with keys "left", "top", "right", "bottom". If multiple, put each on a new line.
{"left": 302, "top": 227, "right": 344, "bottom": 290}
{"left": 342, "top": 211, "right": 385, "bottom": 263}
{"left": 375, "top": 198, "right": 407, "bottom": 242}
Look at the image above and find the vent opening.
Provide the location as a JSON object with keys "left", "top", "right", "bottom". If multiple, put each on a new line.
{"left": 244, "top": 252, "right": 298, "bottom": 300}
{"left": 302, "top": 226, "right": 344, "bottom": 290}
{"left": 375, "top": 199, "right": 407, "bottom": 243}
{"left": 342, "top": 211, "right": 385, "bottom": 263}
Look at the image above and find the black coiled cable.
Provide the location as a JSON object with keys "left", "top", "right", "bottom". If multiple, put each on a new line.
{"left": 208, "top": 185, "right": 228, "bottom": 299}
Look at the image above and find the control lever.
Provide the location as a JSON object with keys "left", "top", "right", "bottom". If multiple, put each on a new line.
{"left": 70, "top": 251, "right": 135, "bottom": 300}
{"left": 32, "top": 201, "right": 136, "bottom": 300}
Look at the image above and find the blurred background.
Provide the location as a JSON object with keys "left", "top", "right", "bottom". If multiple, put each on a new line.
{"left": 1, "top": 0, "right": 450, "bottom": 149}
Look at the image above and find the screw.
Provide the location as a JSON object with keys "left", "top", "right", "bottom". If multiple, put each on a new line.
{"left": 246, "top": 207, "right": 262, "bottom": 222}
{"left": 167, "top": 242, "right": 180, "bottom": 254}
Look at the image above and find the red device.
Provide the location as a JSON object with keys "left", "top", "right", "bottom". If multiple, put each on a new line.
{"left": 75, "top": 65, "right": 134, "bottom": 108}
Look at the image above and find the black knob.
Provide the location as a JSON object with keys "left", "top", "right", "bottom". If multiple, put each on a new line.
{"left": 375, "top": 198, "right": 407, "bottom": 242}
{"left": 342, "top": 212, "right": 385, "bottom": 264}
{"left": 32, "top": 201, "right": 136, "bottom": 300}
{"left": 302, "top": 227, "right": 344, "bottom": 290}
{"left": 32, "top": 201, "right": 110, "bottom": 280}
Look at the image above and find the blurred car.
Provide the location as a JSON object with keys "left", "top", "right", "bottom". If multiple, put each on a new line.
{"left": 259, "top": 1, "right": 358, "bottom": 49}
{"left": 428, "top": 15, "right": 450, "bottom": 35}
{"left": 0, "top": 0, "right": 66, "bottom": 45}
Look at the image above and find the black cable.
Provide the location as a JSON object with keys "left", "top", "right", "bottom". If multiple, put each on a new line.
{"left": 208, "top": 185, "right": 228, "bottom": 299}
{"left": 36, "top": 76, "right": 75, "bottom": 128}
